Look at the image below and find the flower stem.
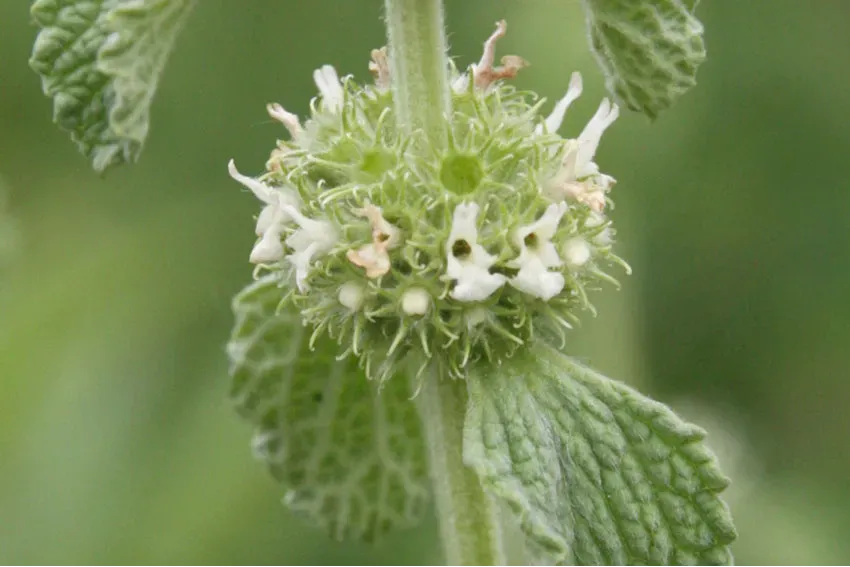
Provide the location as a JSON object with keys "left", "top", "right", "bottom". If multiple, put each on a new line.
{"left": 383, "top": 0, "right": 450, "bottom": 149}
{"left": 416, "top": 373, "right": 506, "bottom": 565}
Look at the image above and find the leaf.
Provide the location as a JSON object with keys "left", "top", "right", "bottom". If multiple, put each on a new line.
{"left": 29, "top": 0, "right": 196, "bottom": 172}
{"left": 227, "top": 275, "right": 430, "bottom": 540}
{"left": 582, "top": 0, "right": 706, "bottom": 119}
{"left": 463, "top": 343, "right": 736, "bottom": 565}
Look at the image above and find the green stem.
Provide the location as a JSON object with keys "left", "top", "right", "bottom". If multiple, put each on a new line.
{"left": 416, "top": 374, "right": 506, "bottom": 565}
{"left": 383, "top": 0, "right": 450, "bottom": 149}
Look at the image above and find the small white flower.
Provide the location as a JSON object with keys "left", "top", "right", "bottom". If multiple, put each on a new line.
{"left": 445, "top": 203, "right": 506, "bottom": 302}
{"left": 401, "top": 287, "right": 430, "bottom": 316}
{"left": 229, "top": 159, "right": 302, "bottom": 263}
{"left": 509, "top": 202, "right": 568, "bottom": 300}
{"left": 346, "top": 204, "right": 401, "bottom": 278}
{"left": 547, "top": 98, "right": 619, "bottom": 212}
{"left": 281, "top": 205, "right": 338, "bottom": 292}
{"left": 228, "top": 159, "right": 299, "bottom": 235}
{"left": 575, "top": 97, "right": 619, "bottom": 178}
{"left": 535, "top": 72, "right": 583, "bottom": 135}
{"left": 266, "top": 103, "right": 302, "bottom": 139}
{"left": 338, "top": 281, "right": 366, "bottom": 311}
{"left": 313, "top": 65, "right": 344, "bottom": 112}
{"left": 249, "top": 225, "right": 285, "bottom": 264}
{"left": 562, "top": 237, "right": 592, "bottom": 268}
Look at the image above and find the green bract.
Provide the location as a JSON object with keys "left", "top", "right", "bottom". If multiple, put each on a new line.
{"left": 228, "top": 43, "right": 627, "bottom": 385}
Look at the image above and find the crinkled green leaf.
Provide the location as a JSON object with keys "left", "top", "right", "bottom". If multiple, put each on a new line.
{"left": 227, "top": 276, "right": 430, "bottom": 540}
{"left": 582, "top": 0, "right": 706, "bottom": 119}
{"left": 29, "top": 0, "right": 196, "bottom": 172}
{"left": 464, "top": 343, "right": 736, "bottom": 565}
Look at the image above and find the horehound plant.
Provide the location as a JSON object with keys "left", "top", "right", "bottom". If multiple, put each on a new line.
{"left": 29, "top": 0, "right": 735, "bottom": 564}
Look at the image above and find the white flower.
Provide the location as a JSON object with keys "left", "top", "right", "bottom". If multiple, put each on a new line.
{"left": 248, "top": 227, "right": 283, "bottom": 264}
{"left": 346, "top": 204, "right": 401, "bottom": 278}
{"left": 229, "top": 159, "right": 301, "bottom": 264}
{"left": 535, "top": 72, "right": 583, "bottom": 135}
{"left": 445, "top": 203, "right": 506, "bottom": 302}
{"left": 401, "top": 288, "right": 430, "bottom": 316}
{"left": 508, "top": 202, "right": 568, "bottom": 300}
{"left": 575, "top": 97, "right": 619, "bottom": 179}
{"left": 281, "top": 205, "right": 338, "bottom": 292}
{"left": 338, "top": 282, "right": 366, "bottom": 311}
{"left": 547, "top": 98, "right": 619, "bottom": 212}
{"left": 266, "top": 103, "right": 302, "bottom": 139}
{"left": 562, "top": 237, "right": 592, "bottom": 268}
{"left": 313, "top": 65, "right": 344, "bottom": 112}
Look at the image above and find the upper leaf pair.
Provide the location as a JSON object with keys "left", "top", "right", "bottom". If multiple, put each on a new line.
{"left": 29, "top": 0, "right": 706, "bottom": 171}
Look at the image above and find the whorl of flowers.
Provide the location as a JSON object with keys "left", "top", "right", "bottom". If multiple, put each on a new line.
{"left": 228, "top": 21, "right": 628, "bottom": 381}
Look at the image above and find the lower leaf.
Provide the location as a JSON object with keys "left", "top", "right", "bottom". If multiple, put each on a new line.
{"left": 227, "top": 275, "right": 429, "bottom": 540}
{"left": 463, "top": 343, "right": 736, "bottom": 565}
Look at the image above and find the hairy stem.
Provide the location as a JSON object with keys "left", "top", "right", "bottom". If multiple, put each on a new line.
{"left": 383, "top": 0, "right": 450, "bottom": 149}
{"left": 416, "top": 373, "right": 506, "bottom": 565}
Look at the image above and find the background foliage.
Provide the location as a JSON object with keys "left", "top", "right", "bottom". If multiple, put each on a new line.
{"left": 1, "top": 0, "right": 849, "bottom": 563}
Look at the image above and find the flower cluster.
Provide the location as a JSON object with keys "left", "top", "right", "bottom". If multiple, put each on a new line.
{"left": 229, "top": 21, "right": 627, "bottom": 381}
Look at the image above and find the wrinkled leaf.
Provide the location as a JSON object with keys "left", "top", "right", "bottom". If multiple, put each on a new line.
{"left": 582, "top": 0, "right": 706, "bottom": 119}
{"left": 464, "top": 343, "right": 736, "bottom": 565}
{"left": 29, "top": 0, "right": 196, "bottom": 171}
{"left": 227, "top": 275, "right": 430, "bottom": 540}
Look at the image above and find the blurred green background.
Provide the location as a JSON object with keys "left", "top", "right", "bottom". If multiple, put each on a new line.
{"left": 2, "top": 0, "right": 849, "bottom": 564}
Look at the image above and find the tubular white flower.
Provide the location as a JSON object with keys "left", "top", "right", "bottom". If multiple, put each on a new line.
{"left": 546, "top": 98, "right": 619, "bottom": 212}
{"left": 281, "top": 205, "right": 338, "bottom": 292}
{"left": 313, "top": 65, "right": 344, "bottom": 112}
{"left": 575, "top": 98, "right": 619, "bottom": 178}
{"left": 346, "top": 204, "right": 401, "bottom": 278}
{"left": 509, "top": 202, "right": 568, "bottom": 300}
{"left": 229, "top": 159, "right": 302, "bottom": 264}
{"left": 535, "top": 72, "right": 583, "bottom": 135}
{"left": 445, "top": 203, "right": 506, "bottom": 302}
{"left": 249, "top": 225, "right": 285, "bottom": 264}
{"left": 266, "top": 103, "right": 302, "bottom": 139}
{"left": 228, "top": 159, "right": 300, "bottom": 236}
